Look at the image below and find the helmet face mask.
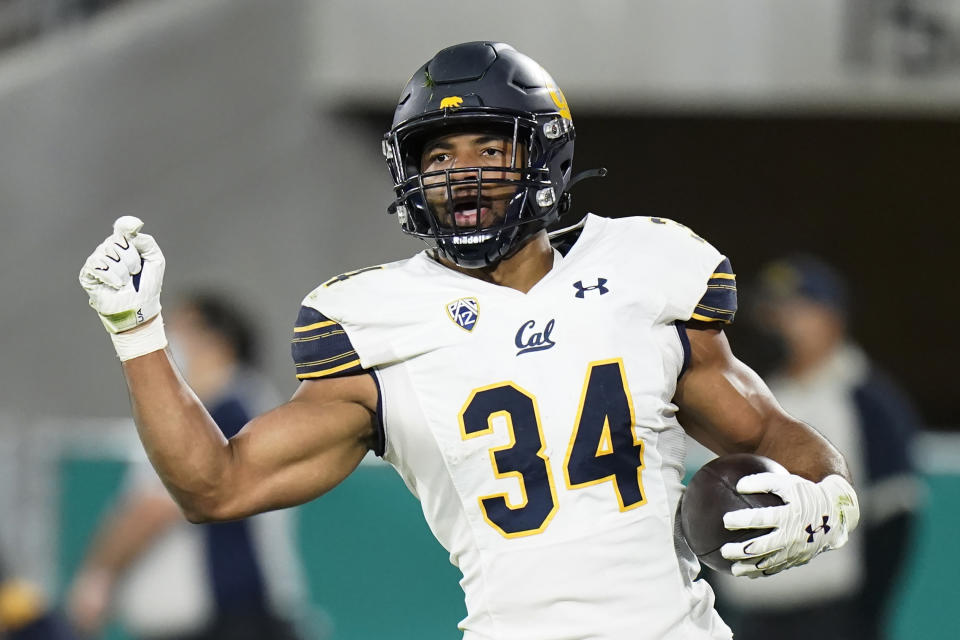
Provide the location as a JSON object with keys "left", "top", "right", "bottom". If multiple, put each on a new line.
{"left": 384, "top": 43, "right": 575, "bottom": 268}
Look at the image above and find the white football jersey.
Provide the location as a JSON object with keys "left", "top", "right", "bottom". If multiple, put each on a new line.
{"left": 294, "top": 214, "right": 736, "bottom": 640}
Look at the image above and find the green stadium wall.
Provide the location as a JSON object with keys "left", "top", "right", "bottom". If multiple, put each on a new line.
{"left": 59, "top": 460, "right": 955, "bottom": 640}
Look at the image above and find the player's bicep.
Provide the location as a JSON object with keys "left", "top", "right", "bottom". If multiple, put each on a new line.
{"left": 673, "top": 324, "right": 785, "bottom": 455}
{"left": 216, "top": 374, "right": 378, "bottom": 519}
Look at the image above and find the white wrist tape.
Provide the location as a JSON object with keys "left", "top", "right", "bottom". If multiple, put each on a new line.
{"left": 110, "top": 314, "right": 168, "bottom": 361}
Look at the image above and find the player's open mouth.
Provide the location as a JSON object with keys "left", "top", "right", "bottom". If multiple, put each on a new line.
{"left": 453, "top": 208, "right": 490, "bottom": 227}
{"left": 450, "top": 198, "right": 493, "bottom": 228}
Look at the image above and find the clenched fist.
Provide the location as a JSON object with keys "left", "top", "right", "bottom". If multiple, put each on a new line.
{"left": 79, "top": 216, "right": 168, "bottom": 360}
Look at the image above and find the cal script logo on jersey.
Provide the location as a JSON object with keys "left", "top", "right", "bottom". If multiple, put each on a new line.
{"left": 447, "top": 297, "right": 479, "bottom": 332}
{"left": 515, "top": 319, "right": 556, "bottom": 356}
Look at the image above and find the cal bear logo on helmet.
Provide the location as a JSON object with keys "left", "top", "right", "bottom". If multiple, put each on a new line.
{"left": 439, "top": 96, "right": 464, "bottom": 109}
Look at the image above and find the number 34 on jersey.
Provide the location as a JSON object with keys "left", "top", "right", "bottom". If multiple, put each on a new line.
{"left": 459, "top": 357, "right": 646, "bottom": 539}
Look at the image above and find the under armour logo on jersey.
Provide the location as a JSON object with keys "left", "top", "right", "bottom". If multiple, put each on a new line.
{"left": 515, "top": 319, "right": 556, "bottom": 356}
{"left": 447, "top": 297, "right": 480, "bottom": 332}
{"left": 573, "top": 278, "right": 609, "bottom": 298}
{"left": 805, "top": 516, "right": 831, "bottom": 543}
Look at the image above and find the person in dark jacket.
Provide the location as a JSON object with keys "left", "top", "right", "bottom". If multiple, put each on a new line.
{"left": 715, "top": 255, "right": 922, "bottom": 640}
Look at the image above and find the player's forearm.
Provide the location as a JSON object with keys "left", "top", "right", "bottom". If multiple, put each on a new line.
{"left": 753, "top": 414, "right": 851, "bottom": 484}
{"left": 121, "top": 350, "right": 235, "bottom": 520}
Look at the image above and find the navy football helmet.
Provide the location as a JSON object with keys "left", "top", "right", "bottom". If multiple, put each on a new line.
{"left": 383, "top": 42, "right": 576, "bottom": 268}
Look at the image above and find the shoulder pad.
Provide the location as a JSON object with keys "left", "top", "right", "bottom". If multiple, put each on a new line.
{"left": 691, "top": 257, "right": 738, "bottom": 324}
{"left": 291, "top": 306, "right": 363, "bottom": 380}
{"left": 318, "top": 265, "right": 387, "bottom": 289}
{"left": 294, "top": 256, "right": 449, "bottom": 372}
{"left": 291, "top": 262, "right": 397, "bottom": 379}
{"left": 609, "top": 216, "right": 727, "bottom": 324}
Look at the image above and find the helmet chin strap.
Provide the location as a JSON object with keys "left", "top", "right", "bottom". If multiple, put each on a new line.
{"left": 557, "top": 167, "right": 608, "bottom": 215}
{"left": 568, "top": 167, "right": 608, "bottom": 189}
{"left": 498, "top": 220, "right": 547, "bottom": 260}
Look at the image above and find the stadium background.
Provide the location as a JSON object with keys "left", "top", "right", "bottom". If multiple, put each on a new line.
{"left": 0, "top": 0, "right": 957, "bottom": 637}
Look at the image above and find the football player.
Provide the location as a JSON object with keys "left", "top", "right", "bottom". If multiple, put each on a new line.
{"left": 79, "top": 42, "right": 860, "bottom": 639}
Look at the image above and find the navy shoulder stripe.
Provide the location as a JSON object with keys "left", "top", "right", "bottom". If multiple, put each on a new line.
{"left": 291, "top": 306, "right": 364, "bottom": 379}
{"left": 691, "top": 257, "right": 737, "bottom": 324}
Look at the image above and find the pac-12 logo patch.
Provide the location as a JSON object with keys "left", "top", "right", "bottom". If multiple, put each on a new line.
{"left": 447, "top": 297, "right": 479, "bottom": 332}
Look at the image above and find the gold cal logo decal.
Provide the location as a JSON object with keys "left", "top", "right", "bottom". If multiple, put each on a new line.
{"left": 540, "top": 66, "right": 571, "bottom": 121}
{"left": 547, "top": 82, "right": 571, "bottom": 121}
{"left": 440, "top": 96, "right": 464, "bottom": 109}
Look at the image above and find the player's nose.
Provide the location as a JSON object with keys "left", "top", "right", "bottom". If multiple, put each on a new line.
{"left": 448, "top": 165, "right": 480, "bottom": 191}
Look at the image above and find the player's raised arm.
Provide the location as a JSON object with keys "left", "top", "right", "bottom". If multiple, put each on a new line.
{"left": 674, "top": 322, "right": 860, "bottom": 577}
{"left": 79, "top": 218, "right": 376, "bottom": 522}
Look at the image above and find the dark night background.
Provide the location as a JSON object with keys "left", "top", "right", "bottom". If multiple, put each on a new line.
{"left": 361, "top": 111, "right": 959, "bottom": 428}
{"left": 569, "top": 114, "right": 958, "bottom": 429}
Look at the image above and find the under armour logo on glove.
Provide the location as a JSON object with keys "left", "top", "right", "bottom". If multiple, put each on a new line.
{"left": 573, "top": 278, "right": 609, "bottom": 298}
{"left": 805, "top": 516, "right": 831, "bottom": 543}
{"left": 720, "top": 473, "right": 859, "bottom": 578}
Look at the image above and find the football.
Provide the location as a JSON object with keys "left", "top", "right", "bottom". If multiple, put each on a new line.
{"left": 679, "top": 453, "right": 787, "bottom": 573}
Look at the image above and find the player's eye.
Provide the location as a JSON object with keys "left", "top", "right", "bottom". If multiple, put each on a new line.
{"left": 428, "top": 152, "right": 451, "bottom": 165}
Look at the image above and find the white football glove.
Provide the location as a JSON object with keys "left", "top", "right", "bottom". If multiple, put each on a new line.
{"left": 78, "top": 216, "right": 167, "bottom": 360}
{"left": 720, "top": 473, "right": 860, "bottom": 578}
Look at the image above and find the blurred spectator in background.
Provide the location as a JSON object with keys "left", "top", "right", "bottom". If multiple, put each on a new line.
{"left": 714, "top": 255, "right": 923, "bottom": 640}
{"left": 0, "top": 550, "right": 77, "bottom": 640}
{"left": 66, "top": 292, "right": 308, "bottom": 640}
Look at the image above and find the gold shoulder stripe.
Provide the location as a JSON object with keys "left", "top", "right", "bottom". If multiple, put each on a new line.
{"left": 295, "top": 350, "right": 357, "bottom": 368}
{"left": 696, "top": 303, "right": 736, "bottom": 314}
{"left": 294, "top": 320, "right": 337, "bottom": 333}
{"left": 292, "top": 329, "right": 346, "bottom": 344}
{"left": 691, "top": 312, "right": 732, "bottom": 323}
{"left": 709, "top": 272, "right": 736, "bottom": 280}
{"left": 296, "top": 359, "right": 363, "bottom": 379}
